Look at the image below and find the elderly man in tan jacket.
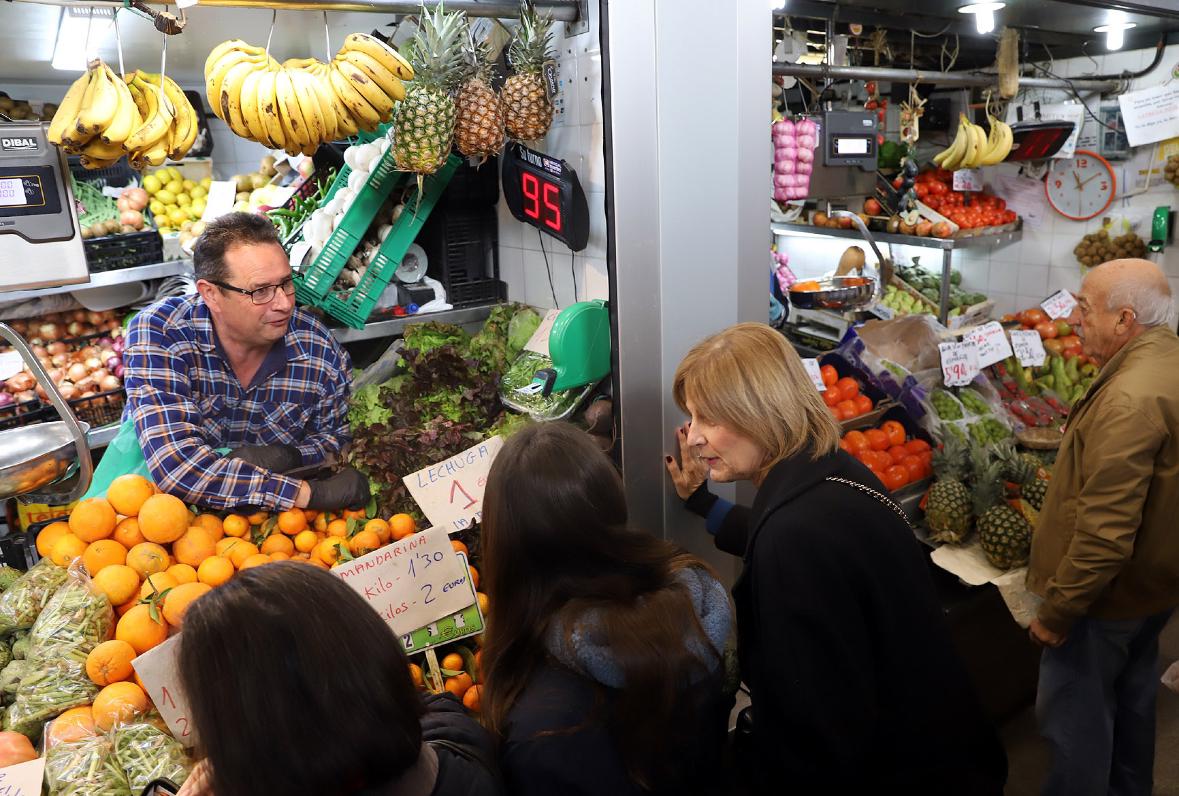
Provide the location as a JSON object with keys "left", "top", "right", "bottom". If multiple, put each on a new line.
{"left": 1028, "top": 258, "right": 1179, "bottom": 796}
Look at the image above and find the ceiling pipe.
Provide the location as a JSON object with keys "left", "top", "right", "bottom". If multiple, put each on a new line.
{"left": 771, "top": 62, "right": 1120, "bottom": 92}
{"left": 11, "top": 0, "right": 582, "bottom": 20}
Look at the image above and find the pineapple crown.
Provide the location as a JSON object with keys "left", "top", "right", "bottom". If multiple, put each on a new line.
{"left": 406, "top": 2, "right": 467, "bottom": 91}
{"left": 458, "top": 22, "right": 498, "bottom": 84}
{"left": 969, "top": 446, "right": 1008, "bottom": 515}
{"left": 932, "top": 432, "right": 969, "bottom": 482}
{"left": 508, "top": 1, "right": 555, "bottom": 74}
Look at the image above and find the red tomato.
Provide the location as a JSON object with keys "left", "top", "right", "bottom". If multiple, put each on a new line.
{"left": 1059, "top": 335, "right": 1081, "bottom": 349}
{"left": 836, "top": 400, "right": 860, "bottom": 420}
{"left": 887, "top": 445, "right": 909, "bottom": 464}
{"left": 865, "top": 429, "right": 890, "bottom": 451}
{"left": 881, "top": 420, "right": 906, "bottom": 447}
{"left": 855, "top": 450, "right": 876, "bottom": 468}
{"left": 839, "top": 440, "right": 852, "bottom": 453}
{"left": 822, "top": 387, "right": 842, "bottom": 407}
{"left": 844, "top": 430, "right": 870, "bottom": 453}
{"left": 904, "top": 439, "right": 931, "bottom": 454}
{"left": 1021, "top": 308, "right": 1049, "bottom": 327}
{"left": 1062, "top": 346, "right": 1083, "bottom": 360}
{"left": 853, "top": 394, "right": 874, "bottom": 415}
{"left": 1035, "top": 321, "right": 1059, "bottom": 340}
{"left": 882, "top": 465, "right": 909, "bottom": 491}
{"left": 863, "top": 198, "right": 882, "bottom": 216}
{"left": 820, "top": 364, "right": 839, "bottom": 386}
{"left": 835, "top": 377, "right": 860, "bottom": 401}
{"left": 1043, "top": 338, "right": 1065, "bottom": 355}
{"left": 829, "top": 406, "right": 841, "bottom": 420}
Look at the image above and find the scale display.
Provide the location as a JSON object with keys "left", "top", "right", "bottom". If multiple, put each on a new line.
{"left": 0, "top": 176, "right": 45, "bottom": 209}
{"left": 502, "top": 142, "right": 590, "bottom": 251}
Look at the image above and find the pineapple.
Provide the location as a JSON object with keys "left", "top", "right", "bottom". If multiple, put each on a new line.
{"left": 926, "top": 434, "right": 974, "bottom": 545}
{"left": 454, "top": 23, "right": 505, "bottom": 164}
{"left": 994, "top": 441, "right": 1050, "bottom": 511}
{"left": 503, "top": 1, "right": 555, "bottom": 142}
{"left": 393, "top": 3, "right": 466, "bottom": 184}
{"left": 971, "top": 448, "right": 1032, "bottom": 570}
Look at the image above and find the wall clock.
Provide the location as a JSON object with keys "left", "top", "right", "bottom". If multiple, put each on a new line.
{"left": 1045, "top": 149, "right": 1116, "bottom": 221}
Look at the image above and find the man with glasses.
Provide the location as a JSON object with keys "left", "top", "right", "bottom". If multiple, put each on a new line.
{"left": 123, "top": 212, "right": 369, "bottom": 511}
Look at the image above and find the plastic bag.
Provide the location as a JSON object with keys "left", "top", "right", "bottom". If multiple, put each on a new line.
{"left": 29, "top": 560, "right": 115, "bottom": 663}
{"left": 5, "top": 655, "right": 98, "bottom": 741}
{"left": 82, "top": 418, "right": 151, "bottom": 501}
{"left": 45, "top": 733, "right": 131, "bottom": 796}
{"left": 0, "top": 558, "right": 69, "bottom": 635}
{"left": 113, "top": 716, "right": 192, "bottom": 792}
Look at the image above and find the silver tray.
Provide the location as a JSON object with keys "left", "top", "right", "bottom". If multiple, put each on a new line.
{"left": 789, "top": 276, "right": 877, "bottom": 311}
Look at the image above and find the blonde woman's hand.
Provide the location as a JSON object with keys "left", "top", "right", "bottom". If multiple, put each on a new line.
{"left": 665, "top": 422, "right": 709, "bottom": 500}
{"left": 178, "top": 760, "right": 213, "bottom": 796}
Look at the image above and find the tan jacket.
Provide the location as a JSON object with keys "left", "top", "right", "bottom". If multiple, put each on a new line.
{"left": 1028, "top": 326, "right": 1179, "bottom": 634}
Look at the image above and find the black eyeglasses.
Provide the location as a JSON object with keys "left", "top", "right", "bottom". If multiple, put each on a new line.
{"left": 210, "top": 276, "right": 296, "bottom": 305}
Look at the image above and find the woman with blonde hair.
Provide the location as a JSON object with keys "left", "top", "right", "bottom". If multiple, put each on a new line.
{"left": 666, "top": 322, "right": 1006, "bottom": 794}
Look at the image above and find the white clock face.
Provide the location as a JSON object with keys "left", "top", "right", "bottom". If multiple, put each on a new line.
{"left": 1046, "top": 152, "right": 1115, "bottom": 221}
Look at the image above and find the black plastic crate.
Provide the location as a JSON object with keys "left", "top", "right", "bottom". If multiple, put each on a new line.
{"left": 84, "top": 229, "right": 164, "bottom": 272}
{"left": 420, "top": 206, "right": 500, "bottom": 302}
{"left": 435, "top": 157, "right": 500, "bottom": 210}
{"left": 449, "top": 279, "right": 506, "bottom": 308}
{"left": 185, "top": 89, "right": 215, "bottom": 158}
{"left": 70, "top": 389, "right": 125, "bottom": 428}
{"left": 0, "top": 399, "right": 50, "bottom": 432}
{"left": 68, "top": 156, "right": 137, "bottom": 191}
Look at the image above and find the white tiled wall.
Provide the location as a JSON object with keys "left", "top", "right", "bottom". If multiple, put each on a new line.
{"left": 495, "top": 8, "right": 608, "bottom": 309}
{"left": 777, "top": 43, "right": 1179, "bottom": 319}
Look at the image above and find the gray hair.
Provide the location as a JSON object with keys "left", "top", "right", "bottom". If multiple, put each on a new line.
{"left": 1106, "top": 278, "right": 1175, "bottom": 328}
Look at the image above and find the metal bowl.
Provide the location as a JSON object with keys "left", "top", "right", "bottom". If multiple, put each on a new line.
{"left": 788, "top": 276, "right": 877, "bottom": 310}
{"left": 0, "top": 421, "right": 91, "bottom": 501}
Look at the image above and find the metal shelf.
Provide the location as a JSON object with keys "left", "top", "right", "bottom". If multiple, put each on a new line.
{"left": 329, "top": 305, "right": 496, "bottom": 343}
{"left": 87, "top": 423, "right": 119, "bottom": 450}
{"left": 0, "top": 260, "right": 193, "bottom": 304}
{"left": 770, "top": 223, "right": 1023, "bottom": 251}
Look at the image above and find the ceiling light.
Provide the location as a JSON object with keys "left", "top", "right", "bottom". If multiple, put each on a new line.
{"left": 1094, "top": 17, "right": 1136, "bottom": 51}
{"left": 52, "top": 7, "right": 114, "bottom": 72}
{"left": 958, "top": 2, "right": 1005, "bottom": 35}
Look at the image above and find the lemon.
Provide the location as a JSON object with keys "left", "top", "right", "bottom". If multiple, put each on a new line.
{"left": 191, "top": 198, "right": 206, "bottom": 216}
{"left": 143, "top": 174, "right": 162, "bottom": 195}
{"left": 182, "top": 179, "right": 196, "bottom": 191}
{"left": 175, "top": 192, "right": 191, "bottom": 207}
{"left": 155, "top": 190, "right": 176, "bottom": 206}
{"left": 165, "top": 180, "right": 183, "bottom": 195}
{"left": 190, "top": 185, "right": 207, "bottom": 200}
{"left": 200, "top": 177, "right": 211, "bottom": 189}
{"left": 168, "top": 208, "right": 188, "bottom": 226}
{"left": 149, "top": 200, "right": 166, "bottom": 217}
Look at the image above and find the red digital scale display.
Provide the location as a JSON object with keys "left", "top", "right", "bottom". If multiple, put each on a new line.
{"left": 502, "top": 142, "right": 590, "bottom": 251}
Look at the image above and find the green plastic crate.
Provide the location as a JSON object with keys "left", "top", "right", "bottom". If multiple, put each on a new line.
{"left": 316, "top": 155, "right": 461, "bottom": 329}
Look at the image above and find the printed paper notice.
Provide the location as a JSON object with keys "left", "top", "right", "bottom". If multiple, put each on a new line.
{"left": 0, "top": 757, "right": 45, "bottom": 794}
{"left": 405, "top": 436, "right": 504, "bottom": 532}
{"left": 952, "top": 169, "right": 983, "bottom": 192}
{"left": 200, "top": 180, "right": 238, "bottom": 222}
{"left": 993, "top": 173, "right": 1048, "bottom": 228}
{"left": 939, "top": 340, "right": 979, "bottom": 387}
{"left": 1118, "top": 83, "right": 1179, "bottom": 148}
{"left": 133, "top": 636, "right": 196, "bottom": 748}
{"left": 1010, "top": 329, "right": 1047, "bottom": 367}
{"left": 524, "top": 308, "right": 561, "bottom": 355}
{"left": 1041, "top": 289, "right": 1077, "bottom": 320}
{"left": 802, "top": 358, "right": 826, "bottom": 391}
{"left": 965, "top": 321, "right": 1013, "bottom": 369}
{"left": 334, "top": 525, "right": 475, "bottom": 636}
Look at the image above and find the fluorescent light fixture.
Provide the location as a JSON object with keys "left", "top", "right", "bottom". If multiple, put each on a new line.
{"left": 958, "top": 2, "right": 1005, "bottom": 35}
{"left": 769, "top": 0, "right": 787, "bottom": 10}
{"left": 1094, "top": 16, "right": 1136, "bottom": 51}
{"left": 52, "top": 7, "right": 115, "bottom": 72}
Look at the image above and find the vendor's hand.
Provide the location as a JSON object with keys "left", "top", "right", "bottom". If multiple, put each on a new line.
{"left": 177, "top": 760, "right": 213, "bottom": 796}
{"left": 227, "top": 444, "right": 301, "bottom": 473}
{"left": 665, "top": 422, "right": 709, "bottom": 500}
{"left": 307, "top": 466, "right": 371, "bottom": 510}
{"left": 1029, "top": 618, "right": 1067, "bottom": 648}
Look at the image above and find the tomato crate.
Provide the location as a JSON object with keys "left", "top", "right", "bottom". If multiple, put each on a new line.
{"left": 316, "top": 155, "right": 461, "bottom": 329}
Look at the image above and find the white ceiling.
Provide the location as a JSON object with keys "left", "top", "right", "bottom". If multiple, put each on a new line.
{"left": 0, "top": 4, "right": 412, "bottom": 88}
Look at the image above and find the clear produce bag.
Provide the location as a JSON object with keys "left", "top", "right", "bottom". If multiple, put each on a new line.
{"left": 113, "top": 716, "right": 192, "bottom": 792}
{"left": 29, "top": 560, "right": 115, "bottom": 663}
{"left": 0, "top": 558, "right": 69, "bottom": 635}
{"left": 5, "top": 656, "right": 97, "bottom": 741}
{"left": 45, "top": 731, "right": 131, "bottom": 796}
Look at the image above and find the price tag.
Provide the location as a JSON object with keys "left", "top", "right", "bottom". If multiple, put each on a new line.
{"left": 1010, "top": 329, "right": 1048, "bottom": 367}
{"left": 868, "top": 303, "right": 894, "bottom": 320}
{"left": 939, "top": 340, "right": 980, "bottom": 387}
{"left": 399, "top": 552, "right": 484, "bottom": 656}
{"left": 802, "top": 358, "right": 826, "bottom": 391}
{"left": 0, "top": 351, "right": 23, "bottom": 381}
{"left": 952, "top": 169, "right": 984, "bottom": 192}
{"left": 132, "top": 636, "right": 196, "bottom": 747}
{"left": 405, "top": 436, "right": 504, "bottom": 532}
{"left": 334, "top": 526, "right": 475, "bottom": 636}
{"left": 0, "top": 757, "right": 45, "bottom": 794}
{"left": 1041, "top": 289, "right": 1078, "bottom": 320}
{"left": 965, "top": 321, "right": 1014, "bottom": 368}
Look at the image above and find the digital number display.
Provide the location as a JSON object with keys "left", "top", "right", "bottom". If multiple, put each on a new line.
{"left": 834, "top": 137, "right": 870, "bottom": 155}
{"left": 519, "top": 171, "right": 563, "bottom": 233}
{"left": 502, "top": 143, "right": 590, "bottom": 251}
{"left": 0, "top": 178, "right": 25, "bottom": 207}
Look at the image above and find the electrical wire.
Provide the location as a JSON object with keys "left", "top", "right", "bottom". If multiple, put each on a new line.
{"left": 1029, "top": 61, "right": 1124, "bottom": 133}
{"left": 571, "top": 248, "right": 577, "bottom": 302}
{"left": 538, "top": 228, "right": 559, "bottom": 308}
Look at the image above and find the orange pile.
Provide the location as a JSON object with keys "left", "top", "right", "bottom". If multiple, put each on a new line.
{"left": 839, "top": 420, "right": 933, "bottom": 492}
{"left": 818, "top": 365, "right": 875, "bottom": 421}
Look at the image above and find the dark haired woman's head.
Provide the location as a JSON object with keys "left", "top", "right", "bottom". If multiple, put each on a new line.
{"left": 179, "top": 562, "right": 423, "bottom": 796}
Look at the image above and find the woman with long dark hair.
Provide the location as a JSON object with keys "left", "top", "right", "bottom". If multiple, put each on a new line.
{"left": 176, "top": 561, "right": 503, "bottom": 796}
{"left": 480, "top": 422, "right": 732, "bottom": 796}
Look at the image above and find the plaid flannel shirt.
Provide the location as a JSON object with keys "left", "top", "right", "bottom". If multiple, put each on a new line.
{"left": 123, "top": 295, "right": 352, "bottom": 511}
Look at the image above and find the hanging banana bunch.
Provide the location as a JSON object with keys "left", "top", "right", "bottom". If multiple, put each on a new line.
{"left": 932, "top": 113, "right": 1012, "bottom": 171}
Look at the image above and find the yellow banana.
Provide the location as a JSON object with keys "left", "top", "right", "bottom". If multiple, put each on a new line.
{"left": 256, "top": 69, "right": 287, "bottom": 151}
{"left": 47, "top": 72, "right": 91, "bottom": 146}
{"left": 206, "top": 51, "right": 269, "bottom": 120}
{"left": 204, "top": 40, "right": 265, "bottom": 79}
{"left": 63, "top": 71, "right": 99, "bottom": 149}
{"left": 159, "top": 75, "right": 194, "bottom": 159}
{"left": 970, "top": 122, "right": 988, "bottom": 168}
{"left": 275, "top": 68, "right": 309, "bottom": 154}
{"left": 333, "top": 57, "right": 395, "bottom": 120}
{"left": 307, "top": 64, "right": 355, "bottom": 139}
{"left": 342, "top": 32, "right": 414, "bottom": 81}
{"left": 99, "top": 72, "right": 138, "bottom": 145}
{"left": 238, "top": 68, "right": 270, "bottom": 146}
{"left": 291, "top": 67, "right": 332, "bottom": 144}
{"left": 933, "top": 118, "right": 967, "bottom": 170}
{"left": 220, "top": 59, "right": 260, "bottom": 138}
{"left": 337, "top": 49, "right": 405, "bottom": 104}
{"left": 81, "top": 136, "right": 125, "bottom": 160}
{"left": 77, "top": 62, "right": 119, "bottom": 136}
{"left": 282, "top": 57, "right": 323, "bottom": 71}
{"left": 125, "top": 80, "right": 174, "bottom": 153}
{"left": 328, "top": 63, "right": 382, "bottom": 132}
{"left": 80, "top": 155, "right": 121, "bottom": 170}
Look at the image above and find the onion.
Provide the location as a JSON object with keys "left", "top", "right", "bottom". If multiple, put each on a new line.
{"left": 67, "top": 363, "right": 87, "bottom": 382}
{"left": 773, "top": 187, "right": 789, "bottom": 202}
{"left": 112, "top": 338, "right": 125, "bottom": 355}
{"left": 39, "top": 323, "right": 59, "bottom": 341}
{"left": 84, "top": 357, "right": 102, "bottom": 372}
{"left": 86, "top": 312, "right": 104, "bottom": 326}
{"left": 80, "top": 391, "right": 96, "bottom": 400}
{"left": 797, "top": 148, "right": 813, "bottom": 163}
{"left": 776, "top": 159, "right": 796, "bottom": 175}
{"left": 91, "top": 368, "right": 109, "bottom": 382}
{"left": 107, "top": 357, "right": 122, "bottom": 371}
{"left": 5, "top": 373, "right": 34, "bottom": 392}
{"left": 66, "top": 321, "right": 85, "bottom": 337}
{"left": 0, "top": 393, "right": 12, "bottom": 408}
{"left": 46, "top": 342, "right": 67, "bottom": 355}
{"left": 796, "top": 160, "right": 813, "bottom": 175}
{"left": 14, "top": 390, "right": 34, "bottom": 404}
{"left": 98, "top": 337, "right": 113, "bottom": 347}
{"left": 120, "top": 210, "right": 144, "bottom": 230}
{"left": 46, "top": 368, "right": 63, "bottom": 383}
{"left": 75, "top": 376, "right": 97, "bottom": 394}
{"left": 99, "top": 375, "right": 121, "bottom": 392}
{"left": 114, "top": 364, "right": 125, "bottom": 379}
{"left": 31, "top": 345, "right": 48, "bottom": 359}
{"left": 58, "top": 384, "right": 78, "bottom": 401}
{"left": 797, "top": 119, "right": 817, "bottom": 135}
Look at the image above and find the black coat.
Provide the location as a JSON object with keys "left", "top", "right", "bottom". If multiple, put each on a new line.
{"left": 712, "top": 449, "right": 1007, "bottom": 793}
{"left": 500, "top": 660, "right": 731, "bottom": 796}
{"left": 422, "top": 693, "right": 504, "bottom": 796}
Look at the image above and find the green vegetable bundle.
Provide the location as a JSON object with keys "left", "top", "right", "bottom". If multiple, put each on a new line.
{"left": 113, "top": 718, "right": 192, "bottom": 791}
{"left": 29, "top": 564, "right": 115, "bottom": 663}
{"left": 0, "top": 559, "right": 68, "bottom": 635}
{"left": 46, "top": 734, "right": 131, "bottom": 796}
{"left": 0, "top": 660, "right": 31, "bottom": 699}
{"left": 6, "top": 658, "right": 98, "bottom": 741}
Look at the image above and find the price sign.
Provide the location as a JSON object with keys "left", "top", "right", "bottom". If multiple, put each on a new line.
{"left": 802, "top": 358, "right": 826, "bottom": 391}
{"left": 965, "top": 321, "right": 1014, "bottom": 368}
{"left": 334, "top": 526, "right": 475, "bottom": 636}
{"left": 868, "top": 303, "right": 894, "bottom": 320}
{"left": 0, "top": 757, "right": 45, "bottom": 794}
{"left": 405, "top": 436, "right": 504, "bottom": 532}
{"left": 1041, "top": 289, "right": 1078, "bottom": 320}
{"left": 952, "top": 169, "right": 984, "bottom": 192}
{"left": 0, "top": 351, "right": 23, "bottom": 382}
{"left": 939, "top": 340, "right": 980, "bottom": 387}
{"left": 132, "top": 636, "right": 196, "bottom": 748}
{"left": 1010, "top": 329, "right": 1048, "bottom": 367}
{"left": 399, "top": 552, "right": 484, "bottom": 656}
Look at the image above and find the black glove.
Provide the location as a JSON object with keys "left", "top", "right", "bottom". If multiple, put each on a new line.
{"left": 227, "top": 444, "right": 302, "bottom": 473}
{"left": 307, "top": 466, "right": 371, "bottom": 510}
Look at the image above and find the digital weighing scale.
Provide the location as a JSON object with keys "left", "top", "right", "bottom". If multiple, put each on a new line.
{"left": 0, "top": 122, "right": 88, "bottom": 289}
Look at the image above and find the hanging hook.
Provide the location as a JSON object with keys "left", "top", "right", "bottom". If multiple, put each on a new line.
{"left": 265, "top": 9, "right": 277, "bottom": 60}
{"left": 323, "top": 11, "right": 331, "bottom": 62}
{"left": 127, "top": 0, "right": 187, "bottom": 34}
{"left": 114, "top": 7, "right": 125, "bottom": 77}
